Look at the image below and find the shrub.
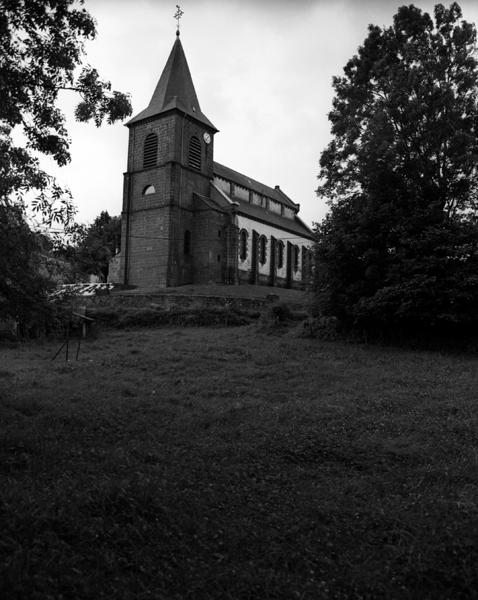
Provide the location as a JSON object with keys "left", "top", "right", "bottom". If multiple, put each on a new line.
{"left": 262, "top": 302, "right": 293, "bottom": 324}
{"left": 298, "top": 316, "right": 340, "bottom": 340}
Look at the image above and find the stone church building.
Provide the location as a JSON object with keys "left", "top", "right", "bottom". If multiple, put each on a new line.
{"left": 118, "top": 32, "right": 313, "bottom": 289}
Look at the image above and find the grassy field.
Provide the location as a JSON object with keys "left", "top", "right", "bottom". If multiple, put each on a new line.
{"left": 1, "top": 324, "right": 478, "bottom": 599}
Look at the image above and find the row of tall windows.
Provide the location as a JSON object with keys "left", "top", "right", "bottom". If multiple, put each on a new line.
{"left": 238, "top": 229, "right": 308, "bottom": 273}
{"left": 142, "top": 133, "right": 203, "bottom": 171}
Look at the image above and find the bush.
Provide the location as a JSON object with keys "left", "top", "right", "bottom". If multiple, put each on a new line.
{"left": 256, "top": 302, "right": 296, "bottom": 335}
{"left": 298, "top": 316, "right": 340, "bottom": 340}
{"left": 262, "top": 301, "right": 293, "bottom": 324}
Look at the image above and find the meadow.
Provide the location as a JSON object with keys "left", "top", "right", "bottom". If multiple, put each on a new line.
{"left": 1, "top": 323, "right": 478, "bottom": 599}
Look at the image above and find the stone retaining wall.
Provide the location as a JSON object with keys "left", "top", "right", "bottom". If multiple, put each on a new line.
{"left": 75, "top": 292, "right": 275, "bottom": 312}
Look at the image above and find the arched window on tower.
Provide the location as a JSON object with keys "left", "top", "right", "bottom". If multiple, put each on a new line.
{"left": 143, "top": 133, "right": 158, "bottom": 169}
{"left": 184, "top": 230, "right": 191, "bottom": 256}
{"left": 143, "top": 185, "right": 155, "bottom": 195}
{"left": 277, "top": 241, "right": 284, "bottom": 269}
{"left": 188, "top": 136, "right": 201, "bottom": 170}
{"left": 239, "top": 229, "right": 248, "bottom": 261}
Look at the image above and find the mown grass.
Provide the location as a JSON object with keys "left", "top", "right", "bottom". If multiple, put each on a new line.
{"left": 1, "top": 325, "right": 478, "bottom": 599}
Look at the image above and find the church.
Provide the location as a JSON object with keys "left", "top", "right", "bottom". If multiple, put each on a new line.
{"left": 118, "top": 28, "right": 314, "bottom": 290}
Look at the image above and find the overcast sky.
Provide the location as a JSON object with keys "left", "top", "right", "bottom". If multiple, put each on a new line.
{"left": 47, "top": 0, "right": 478, "bottom": 228}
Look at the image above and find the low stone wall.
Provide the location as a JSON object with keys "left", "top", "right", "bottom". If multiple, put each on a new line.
{"left": 76, "top": 292, "right": 272, "bottom": 312}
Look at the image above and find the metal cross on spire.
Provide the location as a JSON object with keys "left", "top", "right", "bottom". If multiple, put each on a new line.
{"left": 174, "top": 5, "right": 184, "bottom": 36}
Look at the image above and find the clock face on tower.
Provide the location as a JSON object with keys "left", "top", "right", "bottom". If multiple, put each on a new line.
{"left": 203, "top": 132, "right": 211, "bottom": 144}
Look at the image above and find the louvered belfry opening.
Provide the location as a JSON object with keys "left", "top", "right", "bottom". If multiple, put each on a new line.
{"left": 188, "top": 136, "right": 201, "bottom": 170}
{"left": 143, "top": 133, "right": 158, "bottom": 169}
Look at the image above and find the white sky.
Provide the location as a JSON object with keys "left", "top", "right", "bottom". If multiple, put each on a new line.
{"left": 47, "top": 0, "right": 478, "bottom": 228}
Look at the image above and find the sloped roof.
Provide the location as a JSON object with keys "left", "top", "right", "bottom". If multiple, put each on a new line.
{"left": 235, "top": 200, "right": 314, "bottom": 240}
{"left": 208, "top": 181, "right": 313, "bottom": 240}
{"left": 209, "top": 184, "right": 235, "bottom": 210}
{"left": 213, "top": 162, "right": 298, "bottom": 210}
{"left": 127, "top": 35, "right": 217, "bottom": 131}
{"left": 193, "top": 190, "right": 228, "bottom": 212}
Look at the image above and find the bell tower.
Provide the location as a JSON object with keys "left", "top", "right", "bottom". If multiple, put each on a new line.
{"left": 119, "top": 28, "right": 218, "bottom": 287}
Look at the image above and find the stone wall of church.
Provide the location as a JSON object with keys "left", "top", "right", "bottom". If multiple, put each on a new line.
{"left": 128, "top": 166, "right": 174, "bottom": 212}
{"left": 127, "top": 115, "right": 176, "bottom": 172}
{"left": 125, "top": 207, "right": 172, "bottom": 287}
{"left": 192, "top": 205, "right": 228, "bottom": 284}
{"left": 120, "top": 163, "right": 174, "bottom": 287}
{"left": 120, "top": 111, "right": 216, "bottom": 288}
{"left": 166, "top": 205, "right": 194, "bottom": 286}
{"left": 236, "top": 215, "right": 312, "bottom": 288}
{"left": 174, "top": 116, "right": 215, "bottom": 186}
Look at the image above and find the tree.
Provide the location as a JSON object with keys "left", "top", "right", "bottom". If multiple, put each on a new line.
{"left": 315, "top": 2, "right": 478, "bottom": 335}
{"left": 0, "top": 0, "right": 131, "bottom": 323}
{"left": 0, "top": 205, "right": 52, "bottom": 323}
{"left": 0, "top": 0, "right": 131, "bottom": 218}
{"left": 73, "top": 211, "right": 121, "bottom": 281}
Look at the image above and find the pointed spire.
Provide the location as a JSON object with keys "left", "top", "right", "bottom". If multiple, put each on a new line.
{"left": 127, "top": 36, "right": 217, "bottom": 131}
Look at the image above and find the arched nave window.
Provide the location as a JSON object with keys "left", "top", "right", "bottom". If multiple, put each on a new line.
{"left": 239, "top": 229, "right": 248, "bottom": 261}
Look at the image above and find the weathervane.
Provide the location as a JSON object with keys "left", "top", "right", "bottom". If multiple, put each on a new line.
{"left": 174, "top": 5, "right": 184, "bottom": 35}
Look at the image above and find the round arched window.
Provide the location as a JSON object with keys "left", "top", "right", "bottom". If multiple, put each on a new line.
{"left": 277, "top": 241, "right": 284, "bottom": 269}
{"left": 294, "top": 245, "right": 300, "bottom": 271}
{"left": 143, "top": 185, "right": 155, "bottom": 195}
{"left": 239, "top": 229, "right": 248, "bottom": 261}
{"left": 259, "top": 236, "right": 267, "bottom": 265}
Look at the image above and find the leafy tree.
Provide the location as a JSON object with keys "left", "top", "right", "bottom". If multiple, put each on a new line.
{"left": 0, "top": 0, "right": 131, "bottom": 327}
{"left": 0, "top": 205, "right": 53, "bottom": 324}
{"left": 0, "top": 0, "right": 131, "bottom": 218}
{"left": 72, "top": 211, "right": 121, "bottom": 281}
{"left": 315, "top": 2, "right": 478, "bottom": 335}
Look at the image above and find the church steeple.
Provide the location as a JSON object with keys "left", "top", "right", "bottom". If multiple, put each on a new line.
{"left": 120, "top": 23, "right": 218, "bottom": 289}
{"left": 127, "top": 36, "right": 217, "bottom": 131}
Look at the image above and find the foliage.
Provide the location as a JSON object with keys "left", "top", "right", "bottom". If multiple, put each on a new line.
{"left": 0, "top": 0, "right": 132, "bottom": 222}
{"left": 0, "top": 205, "right": 53, "bottom": 324}
{"left": 264, "top": 301, "right": 294, "bottom": 323}
{"left": 0, "top": 0, "right": 132, "bottom": 325}
{"left": 298, "top": 316, "right": 340, "bottom": 340}
{"left": 315, "top": 3, "right": 478, "bottom": 334}
{"left": 68, "top": 211, "right": 121, "bottom": 281}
